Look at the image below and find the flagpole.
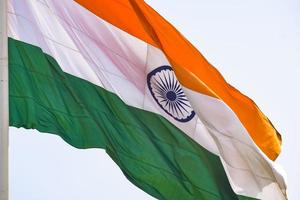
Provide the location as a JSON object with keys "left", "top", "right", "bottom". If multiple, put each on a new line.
{"left": 0, "top": 0, "right": 8, "bottom": 199}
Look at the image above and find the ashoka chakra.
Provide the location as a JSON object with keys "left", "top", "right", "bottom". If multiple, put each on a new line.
{"left": 147, "top": 66, "right": 195, "bottom": 122}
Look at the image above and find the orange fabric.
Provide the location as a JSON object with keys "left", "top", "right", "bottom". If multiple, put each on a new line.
{"left": 75, "top": 0, "right": 281, "bottom": 160}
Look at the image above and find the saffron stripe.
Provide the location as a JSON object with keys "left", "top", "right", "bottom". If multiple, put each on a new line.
{"left": 75, "top": 0, "right": 281, "bottom": 160}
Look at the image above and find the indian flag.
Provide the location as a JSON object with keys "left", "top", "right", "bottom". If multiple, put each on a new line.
{"left": 6, "top": 0, "right": 286, "bottom": 199}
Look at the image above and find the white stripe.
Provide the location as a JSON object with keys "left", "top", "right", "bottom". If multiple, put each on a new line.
{"left": 8, "top": 0, "right": 286, "bottom": 198}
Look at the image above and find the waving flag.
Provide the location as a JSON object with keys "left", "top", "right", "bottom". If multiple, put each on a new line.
{"left": 7, "top": 0, "right": 286, "bottom": 199}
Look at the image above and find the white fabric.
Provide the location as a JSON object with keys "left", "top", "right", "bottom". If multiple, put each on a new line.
{"left": 8, "top": 0, "right": 286, "bottom": 199}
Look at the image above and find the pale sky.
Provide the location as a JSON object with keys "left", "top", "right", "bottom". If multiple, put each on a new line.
{"left": 9, "top": 0, "right": 300, "bottom": 199}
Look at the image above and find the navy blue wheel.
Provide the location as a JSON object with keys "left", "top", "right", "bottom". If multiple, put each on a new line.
{"left": 147, "top": 66, "right": 195, "bottom": 122}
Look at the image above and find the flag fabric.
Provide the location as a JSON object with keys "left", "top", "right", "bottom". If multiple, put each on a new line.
{"left": 8, "top": 0, "right": 286, "bottom": 199}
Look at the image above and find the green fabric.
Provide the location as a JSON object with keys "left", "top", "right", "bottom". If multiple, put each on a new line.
{"left": 9, "top": 38, "right": 257, "bottom": 200}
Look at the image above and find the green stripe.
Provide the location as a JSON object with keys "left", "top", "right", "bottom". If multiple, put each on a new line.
{"left": 9, "top": 38, "right": 256, "bottom": 200}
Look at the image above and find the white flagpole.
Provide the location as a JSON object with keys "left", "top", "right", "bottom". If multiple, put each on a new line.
{"left": 0, "top": 0, "right": 8, "bottom": 199}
